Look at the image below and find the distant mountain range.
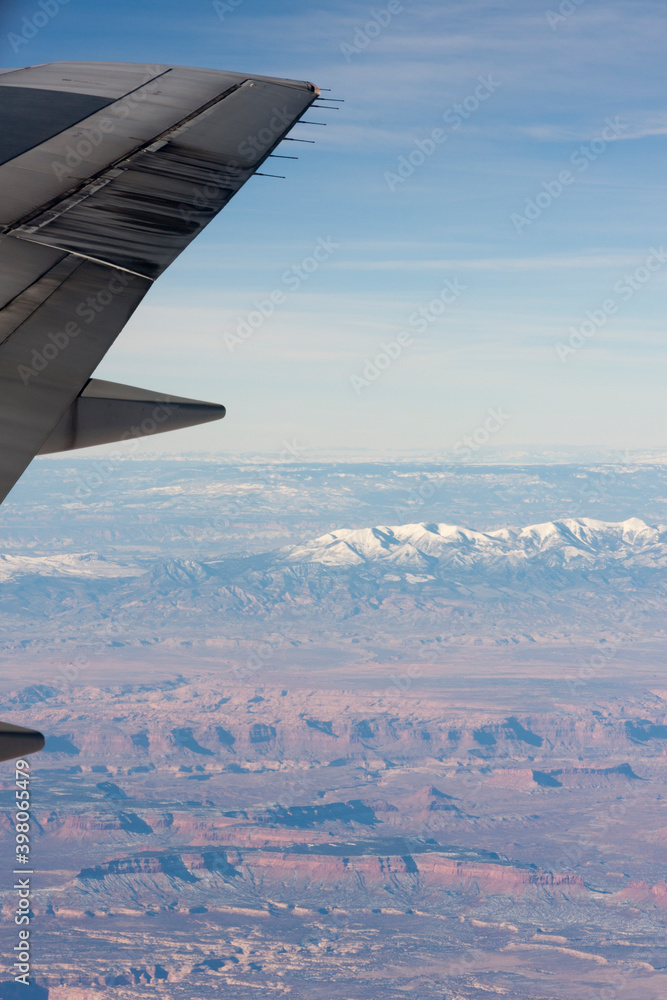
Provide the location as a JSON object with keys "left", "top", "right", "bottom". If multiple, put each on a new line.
{"left": 0, "top": 552, "right": 142, "bottom": 583}
{"left": 281, "top": 517, "right": 667, "bottom": 577}
{"left": 2, "top": 517, "right": 665, "bottom": 647}
{"left": 4, "top": 517, "right": 666, "bottom": 584}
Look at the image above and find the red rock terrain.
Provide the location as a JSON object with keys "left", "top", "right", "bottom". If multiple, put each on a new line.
{"left": 1, "top": 675, "right": 666, "bottom": 998}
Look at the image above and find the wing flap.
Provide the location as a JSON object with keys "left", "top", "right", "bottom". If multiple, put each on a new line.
{"left": 0, "top": 64, "right": 317, "bottom": 229}
{"left": 8, "top": 78, "right": 316, "bottom": 278}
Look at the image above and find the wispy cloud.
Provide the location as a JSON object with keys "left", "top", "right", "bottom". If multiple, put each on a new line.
{"left": 517, "top": 113, "right": 667, "bottom": 143}
{"left": 25, "top": 0, "right": 667, "bottom": 454}
{"left": 330, "top": 254, "right": 653, "bottom": 272}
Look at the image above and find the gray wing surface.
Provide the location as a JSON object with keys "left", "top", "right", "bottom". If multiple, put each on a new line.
{"left": 0, "top": 61, "right": 319, "bottom": 503}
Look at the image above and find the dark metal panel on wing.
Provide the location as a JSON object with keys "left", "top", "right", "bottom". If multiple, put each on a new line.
{"left": 0, "top": 70, "right": 229, "bottom": 226}
{"left": 0, "top": 235, "right": 67, "bottom": 311}
{"left": 0, "top": 86, "right": 115, "bottom": 166}
{"left": 11, "top": 147, "right": 251, "bottom": 279}
{"left": 0, "top": 61, "right": 316, "bottom": 99}
{"left": 0, "top": 65, "right": 317, "bottom": 228}
{"left": 0, "top": 260, "right": 151, "bottom": 503}
{"left": 0, "top": 250, "right": 80, "bottom": 346}
{"left": 0, "top": 61, "right": 173, "bottom": 98}
{"left": 8, "top": 79, "right": 317, "bottom": 278}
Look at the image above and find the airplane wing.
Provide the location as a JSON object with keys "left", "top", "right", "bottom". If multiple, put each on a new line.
{"left": 0, "top": 61, "right": 320, "bottom": 505}
{"left": 0, "top": 722, "right": 44, "bottom": 763}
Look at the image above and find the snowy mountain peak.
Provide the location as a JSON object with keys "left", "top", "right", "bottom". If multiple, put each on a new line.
{"left": 0, "top": 552, "right": 143, "bottom": 583}
{"left": 281, "top": 518, "right": 667, "bottom": 574}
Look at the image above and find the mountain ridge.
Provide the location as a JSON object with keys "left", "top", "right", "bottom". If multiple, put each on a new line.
{"left": 3, "top": 517, "right": 665, "bottom": 582}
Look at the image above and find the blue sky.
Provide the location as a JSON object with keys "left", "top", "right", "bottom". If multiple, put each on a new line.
{"left": 1, "top": 0, "right": 666, "bottom": 458}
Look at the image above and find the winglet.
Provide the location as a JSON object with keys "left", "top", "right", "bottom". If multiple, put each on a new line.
{"left": 39, "top": 379, "right": 226, "bottom": 454}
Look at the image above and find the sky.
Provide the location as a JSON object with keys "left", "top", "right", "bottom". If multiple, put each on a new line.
{"left": 1, "top": 0, "right": 666, "bottom": 460}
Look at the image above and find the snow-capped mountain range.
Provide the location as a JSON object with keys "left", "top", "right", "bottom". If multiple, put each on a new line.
{"left": 282, "top": 517, "right": 667, "bottom": 577}
{"left": 0, "top": 552, "right": 142, "bottom": 583}
{"left": 3, "top": 518, "right": 666, "bottom": 583}
{"left": 2, "top": 517, "right": 666, "bottom": 646}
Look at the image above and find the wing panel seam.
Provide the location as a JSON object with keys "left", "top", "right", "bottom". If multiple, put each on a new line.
{"left": 2, "top": 79, "right": 249, "bottom": 236}
{"left": 10, "top": 237, "right": 157, "bottom": 281}
{"left": 0, "top": 254, "right": 85, "bottom": 348}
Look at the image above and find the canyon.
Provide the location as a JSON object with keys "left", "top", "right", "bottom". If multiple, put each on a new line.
{"left": 1, "top": 459, "right": 666, "bottom": 997}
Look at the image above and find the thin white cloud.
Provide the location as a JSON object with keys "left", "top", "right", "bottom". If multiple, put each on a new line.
{"left": 329, "top": 254, "right": 655, "bottom": 272}
{"left": 516, "top": 114, "right": 667, "bottom": 143}
{"left": 615, "top": 115, "right": 667, "bottom": 140}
